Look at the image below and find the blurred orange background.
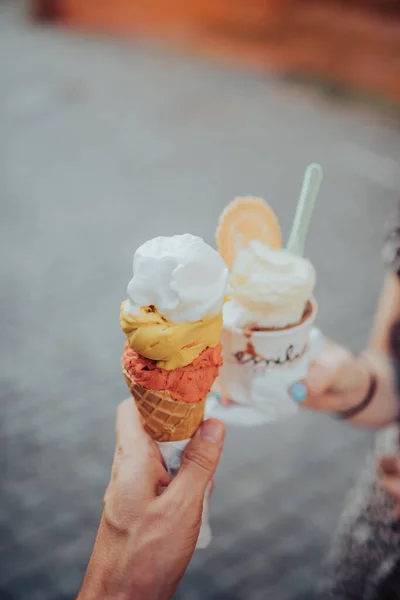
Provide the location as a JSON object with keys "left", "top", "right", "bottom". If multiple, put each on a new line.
{"left": 34, "top": 0, "right": 400, "bottom": 103}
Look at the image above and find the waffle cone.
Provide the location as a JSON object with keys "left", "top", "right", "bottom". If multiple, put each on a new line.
{"left": 123, "top": 371, "right": 206, "bottom": 442}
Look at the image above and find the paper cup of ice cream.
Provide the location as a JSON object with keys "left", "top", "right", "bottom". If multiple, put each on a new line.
{"left": 219, "top": 298, "right": 323, "bottom": 420}
{"left": 214, "top": 190, "right": 324, "bottom": 422}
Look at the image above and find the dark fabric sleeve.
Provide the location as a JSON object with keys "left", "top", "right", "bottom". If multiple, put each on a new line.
{"left": 382, "top": 209, "right": 400, "bottom": 384}
{"left": 382, "top": 210, "right": 400, "bottom": 277}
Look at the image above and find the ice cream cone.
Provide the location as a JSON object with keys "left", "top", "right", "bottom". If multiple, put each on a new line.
{"left": 123, "top": 371, "right": 206, "bottom": 442}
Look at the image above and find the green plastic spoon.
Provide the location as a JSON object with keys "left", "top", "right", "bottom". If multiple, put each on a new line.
{"left": 286, "top": 163, "right": 323, "bottom": 257}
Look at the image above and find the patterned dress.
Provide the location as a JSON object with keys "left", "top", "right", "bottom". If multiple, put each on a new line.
{"left": 318, "top": 222, "right": 400, "bottom": 600}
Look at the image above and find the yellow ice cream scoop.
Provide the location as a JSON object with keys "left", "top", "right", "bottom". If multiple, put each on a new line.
{"left": 120, "top": 301, "right": 223, "bottom": 370}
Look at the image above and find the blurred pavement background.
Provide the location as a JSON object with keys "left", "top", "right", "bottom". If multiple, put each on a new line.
{"left": 2, "top": 1, "right": 400, "bottom": 598}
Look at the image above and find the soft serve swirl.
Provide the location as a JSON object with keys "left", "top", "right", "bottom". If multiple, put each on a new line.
{"left": 224, "top": 240, "right": 315, "bottom": 329}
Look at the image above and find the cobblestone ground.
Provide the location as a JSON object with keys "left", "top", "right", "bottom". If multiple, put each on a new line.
{"left": 2, "top": 1, "right": 400, "bottom": 599}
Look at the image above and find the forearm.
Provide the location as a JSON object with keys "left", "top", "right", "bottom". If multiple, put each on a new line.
{"left": 78, "top": 513, "right": 177, "bottom": 600}
{"left": 346, "top": 349, "right": 398, "bottom": 428}
{"left": 78, "top": 515, "right": 162, "bottom": 600}
{"left": 351, "top": 270, "right": 400, "bottom": 427}
{"left": 77, "top": 516, "right": 133, "bottom": 600}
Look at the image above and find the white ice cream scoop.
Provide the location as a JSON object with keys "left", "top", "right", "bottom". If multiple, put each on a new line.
{"left": 127, "top": 234, "right": 229, "bottom": 322}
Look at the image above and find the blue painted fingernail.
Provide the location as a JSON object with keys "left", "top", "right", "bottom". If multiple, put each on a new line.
{"left": 290, "top": 382, "right": 308, "bottom": 403}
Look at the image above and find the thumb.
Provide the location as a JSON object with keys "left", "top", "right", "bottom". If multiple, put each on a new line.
{"left": 169, "top": 419, "right": 225, "bottom": 500}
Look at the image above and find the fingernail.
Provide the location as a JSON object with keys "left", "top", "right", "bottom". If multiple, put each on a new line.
{"left": 289, "top": 382, "right": 308, "bottom": 403}
{"left": 200, "top": 419, "right": 224, "bottom": 444}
